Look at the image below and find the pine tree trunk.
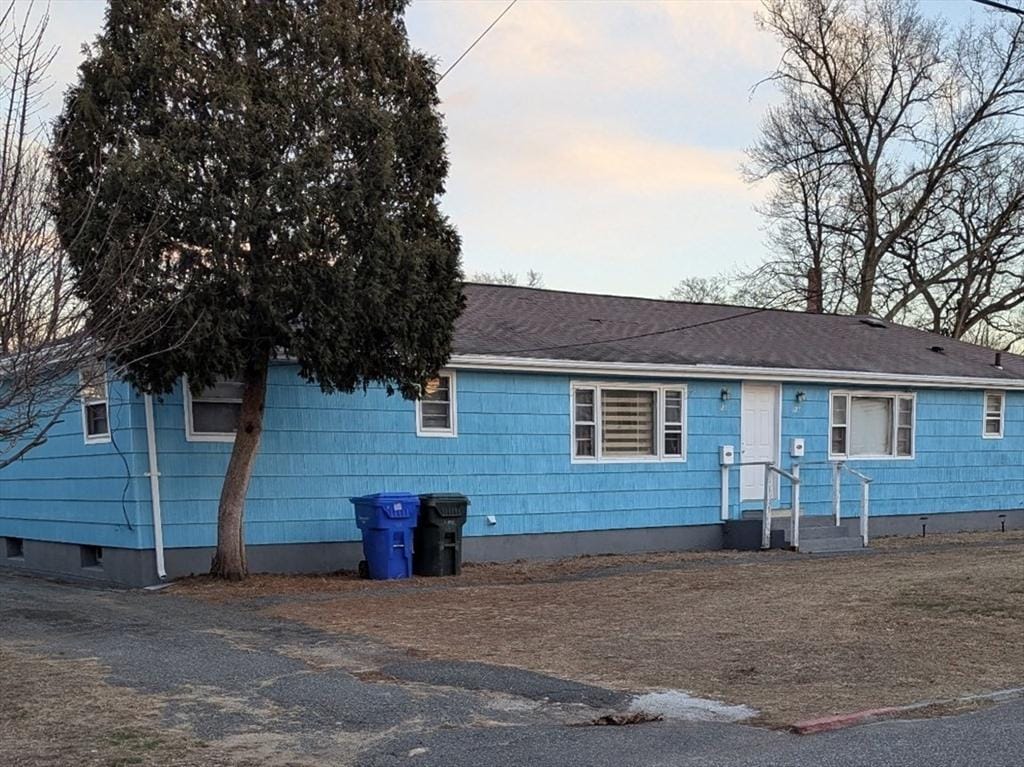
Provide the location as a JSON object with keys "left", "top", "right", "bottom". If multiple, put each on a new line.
{"left": 210, "top": 353, "right": 270, "bottom": 580}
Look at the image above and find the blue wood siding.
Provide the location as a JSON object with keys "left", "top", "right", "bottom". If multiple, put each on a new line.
{"left": 148, "top": 369, "right": 737, "bottom": 548}
{"left": 3, "top": 365, "right": 1022, "bottom": 551}
{"left": 779, "top": 384, "right": 1024, "bottom": 518}
{"left": 0, "top": 377, "right": 148, "bottom": 547}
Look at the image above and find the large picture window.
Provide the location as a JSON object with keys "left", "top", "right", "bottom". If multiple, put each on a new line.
{"left": 829, "top": 391, "right": 914, "bottom": 459}
{"left": 185, "top": 377, "right": 244, "bottom": 441}
{"left": 572, "top": 383, "right": 686, "bottom": 462}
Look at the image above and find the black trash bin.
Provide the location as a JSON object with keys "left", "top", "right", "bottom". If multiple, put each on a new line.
{"left": 414, "top": 493, "right": 470, "bottom": 577}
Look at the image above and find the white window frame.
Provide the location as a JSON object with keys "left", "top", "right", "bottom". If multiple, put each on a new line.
{"left": 828, "top": 390, "right": 915, "bottom": 460}
{"left": 416, "top": 370, "right": 458, "bottom": 438}
{"left": 570, "top": 381, "right": 687, "bottom": 464}
{"left": 983, "top": 391, "right": 1005, "bottom": 439}
{"left": 79, "top": 363, "right": 111, "bottom": 445}
{"left": 184, "top": 375, "right": 244, "bottom": 443}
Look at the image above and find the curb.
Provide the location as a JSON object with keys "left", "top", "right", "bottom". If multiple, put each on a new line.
{"left": 790, "top": 687, "right": 1024, "bottom": 735}
{"left": 790, "top": 707, "right": 901, "bottom": 735}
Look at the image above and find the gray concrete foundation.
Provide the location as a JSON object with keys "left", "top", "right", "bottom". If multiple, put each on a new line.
{"left": 2, "top": 507, "right": 1021, "bottom": 588}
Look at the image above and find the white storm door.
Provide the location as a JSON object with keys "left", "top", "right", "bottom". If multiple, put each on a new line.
{"left": 740, "top": 383, "right": 780, "bottom": 501}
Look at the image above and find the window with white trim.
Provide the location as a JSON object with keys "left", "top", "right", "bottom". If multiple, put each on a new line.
{"left": 571, "top": 383, "right": 686, "bottom": 462}
{"left": 983, "top": 391, "right": 1005, "bottom": 439}
{"left": 80, "top": 361, "right": 110, "bottom": 443}
{"left": 186, "top": 377, "right": 244, "bottom": 441}
{"left": 416, "top": 372, "right": 457, "bottom": 437}
{"left": 829, "top": 391, "right": 914, "bottom": 459}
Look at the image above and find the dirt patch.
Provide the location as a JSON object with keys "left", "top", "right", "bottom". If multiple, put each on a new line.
{"left": 172, "top": 547, "right": 780, "bottom": 603}
{"left": 187, "top": 530, "right": 1024, "bottom": 727}
{"left": 0, "top": 643, "right": 265, "bottom": 767}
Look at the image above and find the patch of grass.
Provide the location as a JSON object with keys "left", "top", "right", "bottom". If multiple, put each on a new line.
{"left": 0, "top": 646, "right": 256, "bottom": 767}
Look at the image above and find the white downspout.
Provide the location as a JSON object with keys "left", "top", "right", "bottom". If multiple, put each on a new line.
{"left": 143, "top": 394, "right": 167, "bottom": 580}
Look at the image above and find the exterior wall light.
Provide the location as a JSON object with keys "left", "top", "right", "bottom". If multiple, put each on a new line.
{"left": 795, "top": 391, "right": 806, "bottom": 405}
{"left": 720, "top": 388, "right": 731, "bottom": 403}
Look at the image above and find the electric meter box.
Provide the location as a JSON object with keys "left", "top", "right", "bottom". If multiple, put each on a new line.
{"left": 720, "top": 445, "right": 736, "bottom": 465}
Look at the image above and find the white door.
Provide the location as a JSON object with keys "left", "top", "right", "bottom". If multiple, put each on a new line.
{"left": 740, "top": 383, "right": 780, "bottom": 501}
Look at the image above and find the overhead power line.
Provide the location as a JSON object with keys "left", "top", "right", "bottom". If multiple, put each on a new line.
{"left": 485, "top": 278, "right": 885, "bottom": 357}
{"left": 437, "top": 0, "right": 518, "bottom": 83}
{"left": 972, "top": 0, "right": 1024, "bottom": 15}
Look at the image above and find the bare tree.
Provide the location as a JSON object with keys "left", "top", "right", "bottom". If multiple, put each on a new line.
{"left": 0, "top": 2, "right": 182, "bottom": 469}
{"left": 0, "top": 1, "right": 79, "bottom": 468}
{"left": 470, "top": 269, "right": 544, "bottom": 288}
{"left": 665, "top": 276, "right": 733, "bottom": 303}
{"left": 747, "top": 0, "right": 1024, "bottom": 340}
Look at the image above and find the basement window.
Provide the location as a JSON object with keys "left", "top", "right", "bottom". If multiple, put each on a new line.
{"left": 80, "top": 545, "right": 103, "bottom": 569}
{"left": 829, "top": 391, "right": 914, "bottom": 459}
{"left": 80, "top": 361, "right": 110, "bottom": 444}
{"left": 6, "top": 537, "right": 24, "bottom": 559}
{"left": 416, "top": 371, "right": 457, "bottom": 437}
{"left": 983, "top": 391, "right": 1005, "bottom": 439}
{"left": 572, "top": 383, "right": 686, "bottom": 462}
{"left": 185, "top": 377, "right": 244, "bottom": 442}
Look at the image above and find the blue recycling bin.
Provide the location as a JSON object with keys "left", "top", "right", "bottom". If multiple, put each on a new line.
{"left": 351, "top": 492, "right": 420, "bottom": 580}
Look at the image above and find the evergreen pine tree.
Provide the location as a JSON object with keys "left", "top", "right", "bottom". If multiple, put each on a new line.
{"left": 52, "top": 0, "right": 463, "bottom": 579}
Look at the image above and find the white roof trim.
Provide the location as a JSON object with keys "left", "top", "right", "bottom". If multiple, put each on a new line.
{"left": 447, "top": 354, "right": 1024, "bottom": 390}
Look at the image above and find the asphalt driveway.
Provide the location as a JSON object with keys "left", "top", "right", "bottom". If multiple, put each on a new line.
{"left": 1, "top": 572, "right": 1022, "bottom": 766}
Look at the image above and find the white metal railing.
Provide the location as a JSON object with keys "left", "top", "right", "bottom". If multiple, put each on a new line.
{"left": 720, "top": 457, "right": 872, "bottom": 550}
{"left": 832, "top": 461, "right": 872, "bottom": 546}
{"left": 763, "top": 463, "right": 800, "bottom": 550}
{"left": 719, "top": 460, "right": 802, "bottom": 550}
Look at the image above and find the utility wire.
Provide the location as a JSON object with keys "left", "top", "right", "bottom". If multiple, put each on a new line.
{"left": 437, "top": 0, "right": 518, "bottom": 83}
{"left": 972, "top": 0, "right": 1024, "bottom": 15}
{"left": 483, "top": 278, "right": 884, "bottom": 357}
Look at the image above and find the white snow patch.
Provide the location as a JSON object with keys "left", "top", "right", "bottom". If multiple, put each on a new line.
{"left": 629, "top": 690, "right": 758, "bottom": 722}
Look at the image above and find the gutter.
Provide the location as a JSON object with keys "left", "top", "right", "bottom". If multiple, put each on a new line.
{"left": 143, "top": 394, "right": 167, "bottom": 580}
{"left": 448, "top": 354, "right": 1024, "bottom": 391}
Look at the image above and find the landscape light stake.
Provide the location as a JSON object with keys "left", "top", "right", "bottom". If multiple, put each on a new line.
{"left": 920, "top": 516, "right": 928, "bottom": 537}
{"left": 998, "top": 514, "right": 1006, "bottom": 533}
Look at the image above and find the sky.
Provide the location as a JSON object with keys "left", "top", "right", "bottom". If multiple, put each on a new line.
{"left": 22, "top": 0, "right": 991, "bottom": 298}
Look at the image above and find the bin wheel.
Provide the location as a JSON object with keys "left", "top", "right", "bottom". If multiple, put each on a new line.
{"left": 357, "top": 560, "right": 369, "bottom": 579}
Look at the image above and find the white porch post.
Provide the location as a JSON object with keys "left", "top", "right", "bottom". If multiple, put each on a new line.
{"left": 761, "top": 467, "right": 772, "bottom": 550}
{"left": 790, "top": 463, "right": 800, "bottom": 551}
{"left": 720, "top": 465, "right": 730, "bottom": 521}
{"left": 833, "top": 462, "right": 842, "bottom": 526}
{"left": 860, "top": 480, "right": 870, "bottom": 547}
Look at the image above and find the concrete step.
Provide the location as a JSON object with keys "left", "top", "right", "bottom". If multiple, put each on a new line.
{"left": 799, "top": 525, "right": 851, "bottom": 540}
{"left": 798, "top": 535, "right": 865, "bottom": 554}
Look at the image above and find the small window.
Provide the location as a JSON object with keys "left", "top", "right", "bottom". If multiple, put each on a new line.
{"left": 80, "top": 361, "right": 110, "bottom": 443}
{"left": 983, "top": 391, "right": 1005, "bottom": 439}
{"left": 80, "top": 545, "right": 103, "bottom": 569}
{"left": 574, "top": 388, "right": 596, "bottom": 457}
{"left": 416, "top": 371, "right": 457, "bottom": 437}
{"left": 186, "top": 377, "right": 244, "bottom": 441}
{"left": 829, "top": 392, "right": 914, "bottom": 459}
{"left": 572, "top": 383, "right": 686, "bottom": 462}
{"left": 6, "top": 537, "right": 24, "bottom": 559}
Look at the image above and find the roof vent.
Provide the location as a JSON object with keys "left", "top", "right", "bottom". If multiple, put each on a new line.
{"left": 859, "top": 318, "right": 887, "bottom": 329}
{"left": 930, "top": 345, "right": 945, "bottom": 354}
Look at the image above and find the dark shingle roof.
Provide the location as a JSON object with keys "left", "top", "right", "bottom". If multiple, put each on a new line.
{"left": 454, "top": 283, "right": 1024, "bottom": 382}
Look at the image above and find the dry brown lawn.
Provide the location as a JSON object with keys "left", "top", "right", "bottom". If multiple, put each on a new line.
{"left": 180, "top": 531, "right": 1024, "bottom": 727}
{"left": 0, "top": 643, "right": 261, "bottom": 767}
